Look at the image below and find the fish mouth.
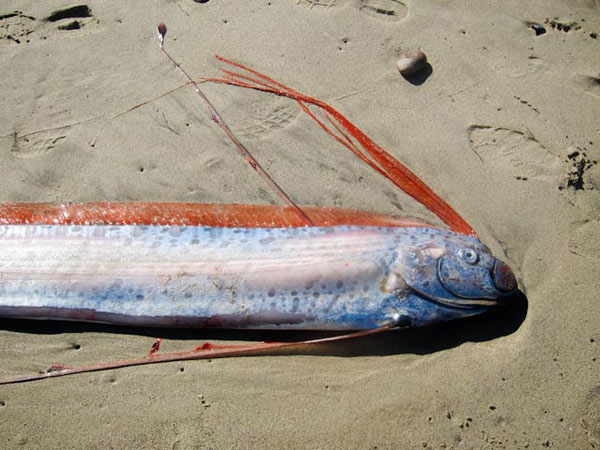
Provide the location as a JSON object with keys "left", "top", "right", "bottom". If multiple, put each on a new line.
{"left": 490, "top": 258, "right": 518, "bottom": 305}
{"left": 492, "top": 259, "right": 518, "bottom": 294}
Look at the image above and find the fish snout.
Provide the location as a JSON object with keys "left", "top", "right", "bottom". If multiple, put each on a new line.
{"left": 492, "top": 258, "right": 518, "bottom": 302}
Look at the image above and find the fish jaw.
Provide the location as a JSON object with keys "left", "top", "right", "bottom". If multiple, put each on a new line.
{"left": 377, "top": 264, "right": 493, "bottom": 328}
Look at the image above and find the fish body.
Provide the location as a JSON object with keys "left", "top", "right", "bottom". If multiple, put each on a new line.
{"left": 0, "top": 54, "right": 520, "bottom": 384}
{"left": 0, "top": 220, "right": 516, "bottom": 330}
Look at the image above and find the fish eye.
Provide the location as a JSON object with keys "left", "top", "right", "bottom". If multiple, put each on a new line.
{"left": 458, "top": 248, "right": 479, "bottom": 265}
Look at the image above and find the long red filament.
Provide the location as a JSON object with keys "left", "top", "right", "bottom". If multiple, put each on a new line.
{"left": 0, "top": 325, "right": 395, "bottom": 385}
{"left": 206, "top": 56, "right": 477, "bottom": 237}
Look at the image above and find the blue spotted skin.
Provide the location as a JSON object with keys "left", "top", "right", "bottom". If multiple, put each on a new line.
{"left": 0, "top": 224, "right": 514, "bottom": 330}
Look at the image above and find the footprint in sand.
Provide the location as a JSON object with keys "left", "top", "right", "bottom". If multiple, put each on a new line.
{"left": 297, "top": 0, "right": 338, "bottom": 9}
{"left": 8, "top": 129, "right": 67, "bottom": 158}
{"left": 0, "top": 4, "right": 97, "bottom": 44}
{"left": 44, "top": 4, "right": 97, "bottom": 32}
{"left": 468, "top": 125, "right": 559, "bottom": 180}
{"left": 21, "top": 168, "right": 62, "bottom": 191}
{"left": 200, "top": 155, "right": 226, "bottom": 171}
{"left": 0, "top": 11, "right": 36, "bottom": 44}
{"left": 580, "top": 385, "right": 600, "bottom": 447}
{"left": 357, "top": 0, "right": 408, "bottom": 21}
{"left": 469, "top": 127, "right": 598, "bottom": 204}
{"left": 568, "top": 221, "right": 600, "bottom": 259}
{"left": 230, "top": 96, "right": 301, "bottom": 140}
{"left": 571, "top": 73, "right": 600, "bottom": 99}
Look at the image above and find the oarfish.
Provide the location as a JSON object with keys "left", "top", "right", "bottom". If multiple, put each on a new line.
{"left": 0, "top": 43, "right": 519, "bottom": 382}
{"left": 0, "top": 203, "right": 516, "bottom": 330}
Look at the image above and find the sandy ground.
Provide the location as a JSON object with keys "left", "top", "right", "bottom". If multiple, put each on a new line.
{"left": 0, "top": 0, "right": 599, "bottom": 448}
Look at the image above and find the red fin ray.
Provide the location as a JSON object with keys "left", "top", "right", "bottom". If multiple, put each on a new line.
{"left": 0, "top": 325, "right": 395, "bottom": 385}
{"left": 206, "top": 56, "right": 477, "bottom": 237}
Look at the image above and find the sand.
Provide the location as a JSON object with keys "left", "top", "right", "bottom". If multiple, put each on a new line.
{"left": 0, "top": 0, "right": 598, "bottom": 448}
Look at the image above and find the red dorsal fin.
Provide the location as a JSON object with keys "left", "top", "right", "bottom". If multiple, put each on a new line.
{"left": 0, "top": 202, "right": 436, "bottom": 228}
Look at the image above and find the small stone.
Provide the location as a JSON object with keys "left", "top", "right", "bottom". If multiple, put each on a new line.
{"left": 397, "top": 49, "right": 427, "bottom": 76}
{"left": 531, "top": 23, "right": 546, "bottom": 36}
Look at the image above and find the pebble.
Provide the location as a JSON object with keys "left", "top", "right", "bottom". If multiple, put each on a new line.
{"left": 397, "top": 49, "right": 428, "bottom": 76}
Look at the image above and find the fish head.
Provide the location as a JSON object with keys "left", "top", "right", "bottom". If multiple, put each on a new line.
{"left": 386, "top": 230, "right": 517, "bottom": 313}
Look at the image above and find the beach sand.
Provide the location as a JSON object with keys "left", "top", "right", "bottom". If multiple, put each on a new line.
{"left": 0, "top": 1, "right": 598, "bottom": 448}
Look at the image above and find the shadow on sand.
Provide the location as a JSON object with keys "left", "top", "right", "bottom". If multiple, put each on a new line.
{"left": 0, "top": 291, "right": 528, "bottom": 358}
{"left": 402, "top": 63, "right": 433, "bottom": 86}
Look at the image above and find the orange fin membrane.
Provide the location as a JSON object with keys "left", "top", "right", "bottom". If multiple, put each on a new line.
{"left": 206, "top": 55, "right": 477, "bottom": 238}
{"left": 0, "top": 202, "right": 434, "bottom": 228}
{"left": 0, "top": 325, "right": 394, "bottom": 385}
